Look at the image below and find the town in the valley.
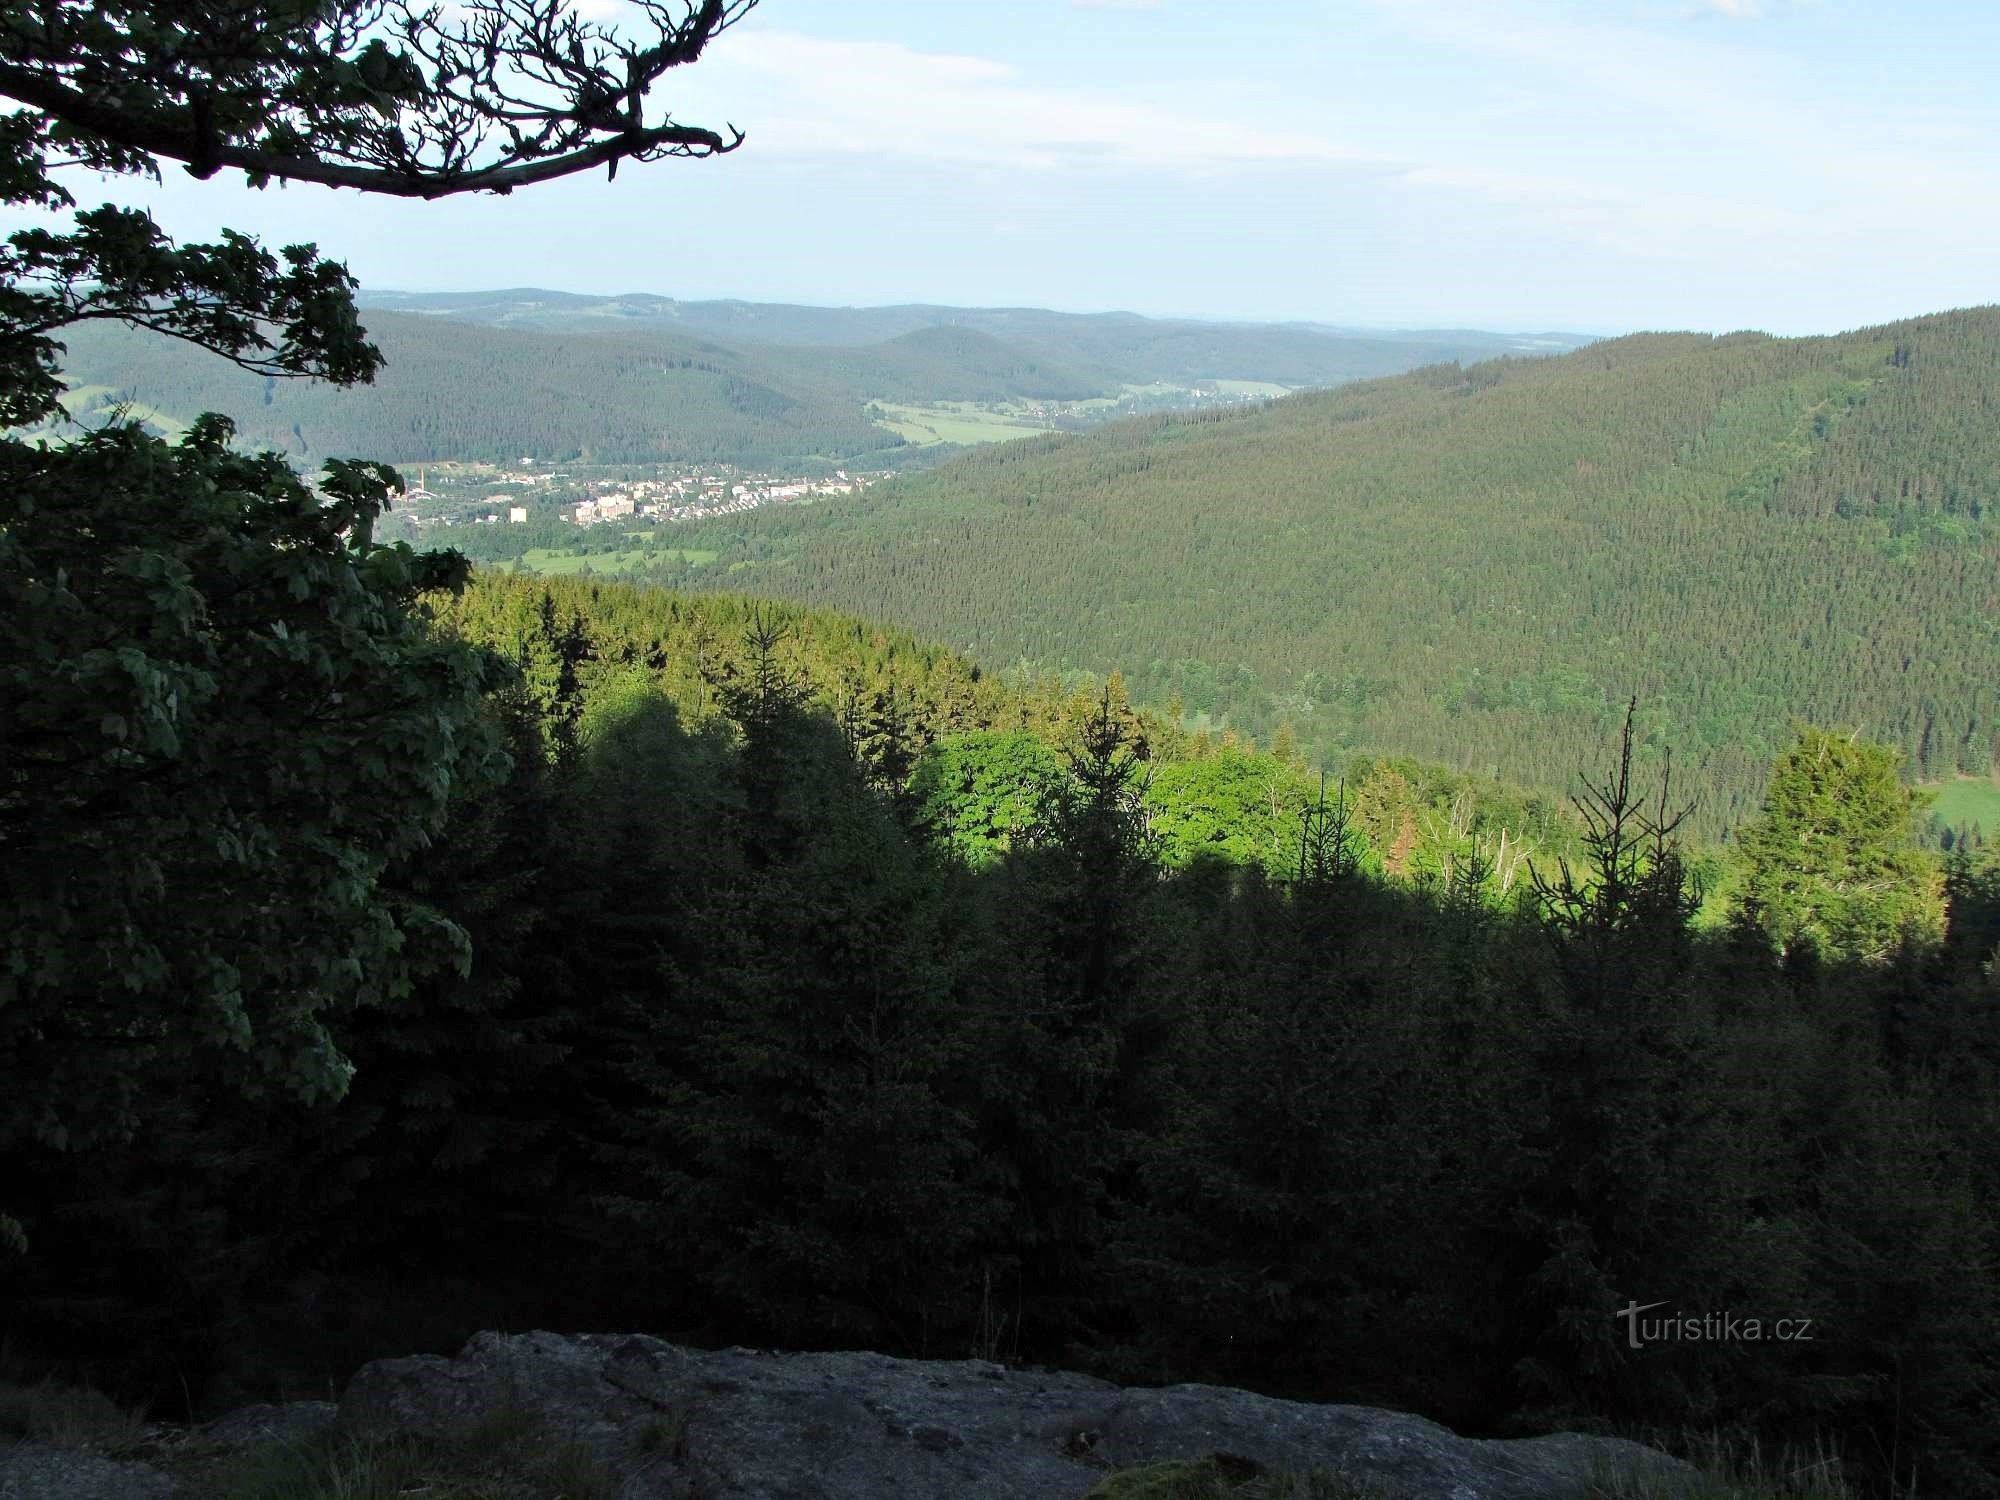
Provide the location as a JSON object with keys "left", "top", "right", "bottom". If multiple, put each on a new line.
{"left": 390, "top": 459, "right": 888, "bottom": 531}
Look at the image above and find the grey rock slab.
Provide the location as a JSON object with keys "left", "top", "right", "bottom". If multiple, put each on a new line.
{"left": 339, "top": 1330, "right": 1699, "bottom": 1500}
{"left": 0, "top": 1440, "right": 175, "bottom": 1500}
{"left": 1091, "top": 1386, "right": 1693, "bottom": 1498}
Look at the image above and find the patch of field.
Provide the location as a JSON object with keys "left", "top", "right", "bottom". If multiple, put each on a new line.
{"left": 873, "top": 402, "right": 1060, "bottom": 447}
{"left": 514, "top": 546, "right": 716, "bottom": 575}
{"left": 520, "top": 549, "right": 637, "bottom": 574}
{"left": 1208, "top": 379, "right": 1293, "bottom": 397}
{"left": 1923, "top": 774, "right": 2000, "bottom": 834}
{"left": 58, "top": 383, "right": 123, "bottom": 407}
{"left": 50, "top": 385, "right": 191, "bottom": 438}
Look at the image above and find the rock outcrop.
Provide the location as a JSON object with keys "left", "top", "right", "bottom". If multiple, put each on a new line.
{"left": 339, "top": 1330, "right": 1697, "bottom": 1499}
{"left": 0, "top": 1441, "right": 175, "bottom": 1500}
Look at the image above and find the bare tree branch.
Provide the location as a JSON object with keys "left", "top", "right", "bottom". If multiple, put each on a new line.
{"left": 0, "top": 0, "right": 756, "bottom": 199}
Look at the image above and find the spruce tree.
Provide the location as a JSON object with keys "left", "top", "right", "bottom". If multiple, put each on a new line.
{"left": 1736, "top": 726, "right": 1946, "bottom": 962}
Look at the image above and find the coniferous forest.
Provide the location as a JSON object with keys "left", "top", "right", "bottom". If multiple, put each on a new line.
{"left": 8, "top": 564, "right": 2000, "bottom": 1493}
{"left": 3, "top": 3, "right": 1999, "bottom": 1498}
{"left": 38, "top": 302, "right": 1574, "bottom": 470}
{"left": 694, "top": 310, "right": 2000, "bottom": 839}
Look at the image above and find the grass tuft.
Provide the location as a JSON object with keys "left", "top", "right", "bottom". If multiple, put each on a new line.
{"left": 1085, "top": 1457, "right": 1399, "bottom": 1499}
{"left": 1587, "top": 1431, "right": 1879, "bottom": 1499}
{"left": 634, "top": 1407, "right": 691, "bottom": 1459}
{"left": 205, "top": 1409, "right": 622, "bottom": 1500}
{"left": 0, "top": 1378, "right": 150, "bottom": 1455}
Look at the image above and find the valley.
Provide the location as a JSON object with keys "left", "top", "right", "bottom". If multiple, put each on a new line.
{"left": 11, "top": 4, "right": 2000, "bottom": 1494}
{"left": 379, "top": 305, "right": 2000, "bottom": 844}
{"left": 40, "top": 291, "right": 1582, "bottom": 472}
{"left": 672, "top": 308, "right": 2000, "bottom": 839}
{"left": 317, "top": 302, "right": 2000, "bottom": 845}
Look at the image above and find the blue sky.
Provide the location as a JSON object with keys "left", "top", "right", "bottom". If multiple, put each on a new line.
{"left": 27, "top": 1, "right": 2000, "bottom": 333}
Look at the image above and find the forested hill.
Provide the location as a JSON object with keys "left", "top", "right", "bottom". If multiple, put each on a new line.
{"left": 783, "top": 325, "right": 1104, "bottom": 403}
{"left": 42, "top": 313, "right": 912, "bottom": 468}
{"left": 697, "top": 307, "right": 2000, "bottom": 838}
{"left": 358, "top": 287, "right": 1595, "bottom": 383}
{"left": 44, "top": 300, "right": 1588, "bottom": 469}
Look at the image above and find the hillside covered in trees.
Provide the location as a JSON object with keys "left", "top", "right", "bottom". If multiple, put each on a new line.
{"left": 682, "top": 307, "right": 2000, "bottom": 838}
{"left": 10, "top": 570, "right": 1997, "bottom": 1496}
{"left": 37, "top": 299, "right": 1590, "bottom": 472}
{"left": 12, "top": 3, "right": 1999, "bottom": 1498}
{"left": 42, "top": 314, "right": 913, "bottom": 469}
{"left": 358, "top": 287, "right": 1593, "bottom": 382}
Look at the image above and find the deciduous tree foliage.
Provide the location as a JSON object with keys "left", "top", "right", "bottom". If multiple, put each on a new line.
{"left": 0, "top": 419, "right": 502, "bottom": 1145}
{"left": 0, "top": 415, "right": 508, "bottom": 1301}
{"left": 0, "top": 0, "right": 755, "bottom": 1251}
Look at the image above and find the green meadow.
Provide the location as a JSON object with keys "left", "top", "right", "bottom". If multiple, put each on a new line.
{"left": 1924, "top": 774, "right": 2000, "bottom": 834}
{"left": 1206, "top": 378, "right": 1292, "bottom": 397}
{"left": 46, "top": 384, "right": 191, "bottom": 440}
{"left": 502, "top": 546, "right": 718, "bottom": 575}
{"left": 872, "top": 401, "right": 1061, "bottom": 446}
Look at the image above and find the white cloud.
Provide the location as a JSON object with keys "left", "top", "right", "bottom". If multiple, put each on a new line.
{"left": 1358, "top": 0, "right": 2000, "bottom": 237}
{"left": 1683, "top": 0, "right": 1821, "bottom": 19}
{"left": 1400, "top": 164, "right": 1809, "bottom": 268}
{"left": 683, "top": 29, "right": 1390, "bottom": 174}
{"left": 667, "top": 8, "right": 2000, "bottom": 290}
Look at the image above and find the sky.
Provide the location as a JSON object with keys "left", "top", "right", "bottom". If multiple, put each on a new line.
{"left": 23, "top": 0, "right": 2000, "bottom": 334}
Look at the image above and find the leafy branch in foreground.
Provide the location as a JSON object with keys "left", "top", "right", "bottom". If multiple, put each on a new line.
{"left": 0, "top": 0, "right": 756, "bottom": 420}
{"left": 0, "top": 0, "right": 755, "bottom": 198}
{"left": 0, "top": 415, "right": 504, "bottom": 1157}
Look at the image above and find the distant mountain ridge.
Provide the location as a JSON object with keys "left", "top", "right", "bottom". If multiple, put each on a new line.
{"left": 46, "top": 313, "right": 907, "bottom": 468}
{"left": 356, "top": 287, "right": 1597, "bottom": 384}
{"left": 41, "top": 289, "right": 1594, "bottom": 467}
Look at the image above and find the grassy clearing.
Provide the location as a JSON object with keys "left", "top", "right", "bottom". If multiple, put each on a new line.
{"left": 0, "top": 1378, "right": 150, "bottom": 1456}
{"left": 509, "top": 546, "right": 716, "bottom": 575}
{"left": 18, "top": 384, "right": 193, "bottom": 446}
{"left": 55, "top": 382, "right": 123, "bottom": 409}
{"left": 55, "top": 386, "right": 190, "bottom": 437}
{"left": 1921, "top": 773, "right": 2000, "bottom": 834}
{"left": 1207, "top": 380, "right": 1293, "bottom": 397}
{"left": 872, "top": 401, "right": 1060, "bottom": 447}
